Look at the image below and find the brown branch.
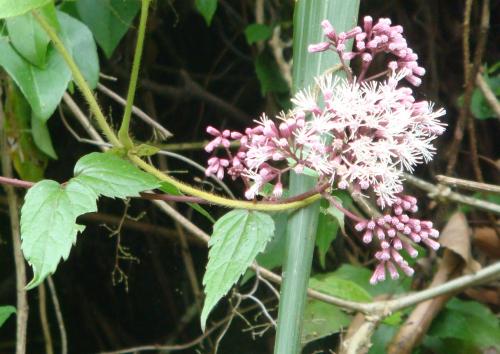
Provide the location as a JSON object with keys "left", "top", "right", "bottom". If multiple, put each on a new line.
{"left": 0, "top": 86, "right": 29, "bottom": 354}
{"left": 476, "top": 72, "right": 500, "bottom": 120}
{"left": 141, "top": 70, "right": 251, "bottom": 124}
{"left": 98, "top": 316, "right": 225, "bottom": 354}
{"left": 97, "top": 83, "right": 173, "bottom": 139}
{"left": 47, "top": 277, "right": 68, "bottom": 354}
{"left": 38, "top": 282, "right": 54, "bottom": 354}
{"left": 446, "top": 0, "right": 490, "bottom": 175}
{"left": 404, "top": 173, "right": 500, "bottom": 214}
{"left": 436, "top": 174, "right": 500, "bottom": 194}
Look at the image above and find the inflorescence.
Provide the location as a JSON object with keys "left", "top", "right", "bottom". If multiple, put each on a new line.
{"left": 204, "top": 16, "right": 446, "bottom": 284}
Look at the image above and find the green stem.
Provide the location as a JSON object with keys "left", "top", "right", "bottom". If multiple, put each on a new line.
{"left": 32, "top": 11, "right": 121, "bottom": 147}
{"left": 129, "top": 155, "right": 321, "bottom": 211}
{"left": 118, "top": 0, "right": 151, "bottom": 147}
{"left": 273, "top": 1, "right": 359, "bottom": 353}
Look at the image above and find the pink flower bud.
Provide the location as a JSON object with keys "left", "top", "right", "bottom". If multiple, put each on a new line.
{"left": 206, "top": 126, "right": 220, "bottom": 136}
{"left": 387, "top": 261, "right": 400, "bottom": 279}
{"left": 363, "top": 230, "right": 373, "bottom": 243}
{"left": 308, "top": 42, "right": 331, "bottom": 53}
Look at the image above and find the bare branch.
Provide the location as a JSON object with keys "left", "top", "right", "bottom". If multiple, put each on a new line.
{"left": 436, "top": 174, "right": 500, "bottom": 194}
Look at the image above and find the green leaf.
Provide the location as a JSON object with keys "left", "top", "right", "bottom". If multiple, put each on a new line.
{"left": 5, "top": 10, "right": 51, "bottom": 67}
{"left": 315, "top": 200, "right": 339, "bottom": 268}
{"left": 133, "top": 144, "right": 160, "bottom": 157}
{"left": 21, "top": 179, "right": 98, "bottom": 289}
{"left": 0, "top": 10, "right": 97, "bottom": 120}
{"left": 201, "top": 209, "right": 275, "bottom": 330}
{"left": 315, "top": 191, "right": 351, "bottom": 268}
{"left": 301, "top": 300, "right": 350, "bottom": 344}
{"left": 0, "top": 0, "right": 51, "bottom": 19}
{"left": 73, "top": 152, "right": 160, "bottom": 199}
{"left": 159, "top": 182, "right": 215, "bottom": 223}
{"left": 4, "top": 80, "right": 48, "bottom": 181}
{"left": 0, "top": 306, "right": 16, "bottom": 327}
{"left": 255, "top": 212, "right": 287, "bottom": 269}
{"left": 333, "top": 264, "right": 411, "bottom": 296}
{"left": 195, "top": 0, "right": 217, "bottom": 26}
{"left": 57, "top": 11, "right": 100, "bottom": 89}
{"left": 245, "top": 24, "right": 272, "bottom": 44}
{"left": 368, "top": 324, "right": 398, "bottom": 354}
{"left": 309, "top": 273, "right": 372, "bottom": 302}
{"left": 0, "top": 36, "right": 71, "bottom": 120}
{"left": 471, "top": 76, "right": 500, "bottom": 120}
{"left": 255, "top": 52, "right": 289, "bottom": 95}
{"left": 76, "top": 0, "right": 140, "bottom": 58}
{"left": 429, "top": 298, "right": 500, "bottom": 349}
{"left": 31, "top": 114, "right": 57, "bottom": 159}
{"left": 241, "top": 212, "right": 288, "bottom": 283}
{"left": 21, "top": 152, "right": 160, "bottom": 288}
{"left": 422, "top": 337, "right": 479, "bottom": 354}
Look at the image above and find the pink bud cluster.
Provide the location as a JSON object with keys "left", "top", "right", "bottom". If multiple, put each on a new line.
{"left": 308, "top": 17, "right": 425, "bottom": 86}
{"left": 355, "top": 194, "right": 440, "bottom": 284}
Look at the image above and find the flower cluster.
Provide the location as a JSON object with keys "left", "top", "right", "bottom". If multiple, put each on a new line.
{"left": 204, "top": 16, "right": 446, "bottom": 283}
{"left": 309, "top": 16, "right": 425, "bottom": 86}
{"left": 355, "top": 195, "right": 440, "bottom": 284}
{"left": 205, "top": 70, "right": 445, "bottom": 206}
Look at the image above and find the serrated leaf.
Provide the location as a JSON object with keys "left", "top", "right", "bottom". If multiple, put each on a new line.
{"left": 195, "top": 0, "right": 217, "bottom": 26}
{"left": 21, "top": 179, "right": 98, "bottom": 289}
{"left": 0, "top": 0, "right": 51, "bottom": 19}
{"left": 255, "top": 52, "right": 289, "bottom": 95}
{"left": 75, "top": 0, "right": 140, "bottom": 58}
{"left": 201, "top": 209, "right": 275, "bottom": 330}
{"left": 309, "top": 273, "right": 372, "bottom": 302}
{"left": 73, "top": 152, "right": 160, "bottom": 199}
{"left": 245, "top": 24, "right": 272, "bottom": 44}
{"left": 241, "top": 212, "right": 288, "bottom": 284}
{"left": 0, "top": 306, "right": 16, "bottom": 327}
{"left": 301, "top": 300, "right": 350, "bottom": 344}
{"left": 6, "top": 9, "right": 51, "bottom": 67}
{"left": 31, "top": 114, "right": 57, "bottom": 159}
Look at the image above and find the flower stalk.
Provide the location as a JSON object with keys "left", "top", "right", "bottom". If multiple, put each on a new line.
{"left": 273, "top": 2, "right": 360, "bottom": 353}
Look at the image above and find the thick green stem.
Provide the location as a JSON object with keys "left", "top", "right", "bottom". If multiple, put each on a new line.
{"left": 273, "top": 1, "right": 359, "bottom": 353}
{"left": 118, "top": 0, "right": 151, "bottom": 147}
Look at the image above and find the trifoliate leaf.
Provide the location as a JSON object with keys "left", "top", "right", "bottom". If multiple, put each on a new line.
{"left": 21, "top": 152, "right": 160, "bottom": 289}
